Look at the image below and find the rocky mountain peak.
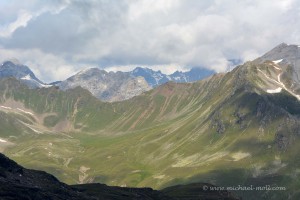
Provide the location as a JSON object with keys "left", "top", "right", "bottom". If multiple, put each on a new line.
{"left": 76, "top": 68, "right": 106, "bottom": 76}
{"left": 1, "top": 61, "right": 33, "bottom": 76}
{"left": 255, "top": 43, "right": 300, "bottom": 64}
{"left": 0, "top": 60, "right": 51, "bottom": 88}
{"left": 6, "top": 58, "right": 21, "bottom": 65}
{"left": 254, "top": 43, "right": 300, "bottom": 91}
{"left": 59, "top": 67, "right": 151, "bottom": 102}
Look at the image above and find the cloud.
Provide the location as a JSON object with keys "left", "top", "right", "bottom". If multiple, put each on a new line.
{"left": 1, "top": 0, "right": 300, "bottom": 81}
{"left": 0, "top": 0, "right": 70, "bottom": 38}
{"left": 0, "top": 47, "right": 82, "bottom": 82}
{"left": 0, "top": 10, "right": 33, "bottom": 38}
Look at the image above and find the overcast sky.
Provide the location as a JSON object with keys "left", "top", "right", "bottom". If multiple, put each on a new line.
{"left": 0, "top": 0, "right": 300, "bottom": 82}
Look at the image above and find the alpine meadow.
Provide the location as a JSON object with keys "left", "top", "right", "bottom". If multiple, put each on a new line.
{"left": 1, "top": 1, "right": 300, "bottom": 200}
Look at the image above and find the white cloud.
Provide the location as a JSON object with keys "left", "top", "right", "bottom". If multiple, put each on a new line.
{"left": 0, "top": 0, "right": 70, "bottom": 38}
{"left": 1, "top": 0, "right": 300, "bottom": 81}
{"left": 128, "top": 0, "right": 180, "bottom": 20}
{"left": 274, "top": 0, "right": 295, "bottom": 11}
{"left": 0, "top": 47, "right": 82, "bottom": 82}
{"left": 241, "top": 50, "right": 261, "bottom": 62}
{"left": 0, "top": 10, "right": 33, "bottom": 38}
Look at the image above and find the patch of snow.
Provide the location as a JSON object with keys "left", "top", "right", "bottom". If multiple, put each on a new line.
{"left": 39, "top": 83, "right": 52, "bottom": 88}
{"left": 0, "top": 106, "right": 12, "bottom": 109}
{"left": 267, "top": 87, "right": 282, "bottom": 93}
{"left": 17, "top": 108, "right": 34, "bottom": 116}
{"left": 257, "top": 69, "right": 280, "bottom": 85}
{"left": 183, "top": 75, "right": 187, "bottom": 82}
{"left": 271, "top": 64, "right": 281, "bottom": 71}
{"left": 258, "top": 68, "right": 300, "bottom": 100}
{"left": 173, "top": 76, "right": 181, "bottom": 81}
{"left": 21, "top": 74, "right": 31, "bottom": 80}
{"left": 0, "top": 138, "right": 7, "bottom": 143}
{"left": 153, "top": 74, "right": 163, "bottom": 84}
{"left": 272, "top": 66, "right": 281, "bottom": 71}
{"left": 21, "top": 74, "right": 52, "bottom": 88}
{"left": 166, "top": 75, "right": 171, "bottom": 80}
{"left": 273, "top": 59, "right": 283, "bottom": 64}
{"left": 277, "top": 73, "right": 300, "bottom": 100}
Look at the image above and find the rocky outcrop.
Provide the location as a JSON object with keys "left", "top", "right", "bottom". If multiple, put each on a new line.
{"left": 255, "top": 43, "right": 300, "bottom": 92}
{"left": 0, "top": 152, "right": 93, "bottom": 200}
{"left": 58, "top": 68, "right": 151, "bottom": 102}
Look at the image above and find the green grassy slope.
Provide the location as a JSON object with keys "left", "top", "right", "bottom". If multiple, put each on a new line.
{"left": 1, "top": 61, "right": 300, "bottom": 199}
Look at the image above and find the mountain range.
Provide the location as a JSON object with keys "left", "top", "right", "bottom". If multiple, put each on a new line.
{"left": 129, "top": 67, "right": 215, "bottom": 87}
{"left": 0, "top": 43, "right": 300, "bottom": 199}
{"left": 0, "top": 60, "right": 215, "bottom": 102}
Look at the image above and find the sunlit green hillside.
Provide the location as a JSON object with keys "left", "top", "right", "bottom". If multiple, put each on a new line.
{"left": 1, "top": 60, "right": 300, "bottom": 199}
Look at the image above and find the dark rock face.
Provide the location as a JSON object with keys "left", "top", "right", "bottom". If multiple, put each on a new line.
{"left": 0, "top": 153, "right": 92, "bottom": 200}
{"left": 162, "top": 183, "right": 241, "bottom": 200}
{"left": 211, "top": 112, "right": 226, "bottom": 134}
{"left": 72, "top": 184, "right": 173, "bottom": 200}
{"left": 73, "top": 183, "right": 240, "bottom": 200}
{"left": 0, "top": 153, "right": 239, "bottom": 200}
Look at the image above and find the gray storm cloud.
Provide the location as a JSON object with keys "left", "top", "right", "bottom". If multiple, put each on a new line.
{"left": 0, "top": 0, "right": 299, "bottom": 82}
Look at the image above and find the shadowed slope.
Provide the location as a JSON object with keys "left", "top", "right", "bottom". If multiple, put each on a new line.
{"left": 0, "top": 153, "right": 239, "bottom": 200}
